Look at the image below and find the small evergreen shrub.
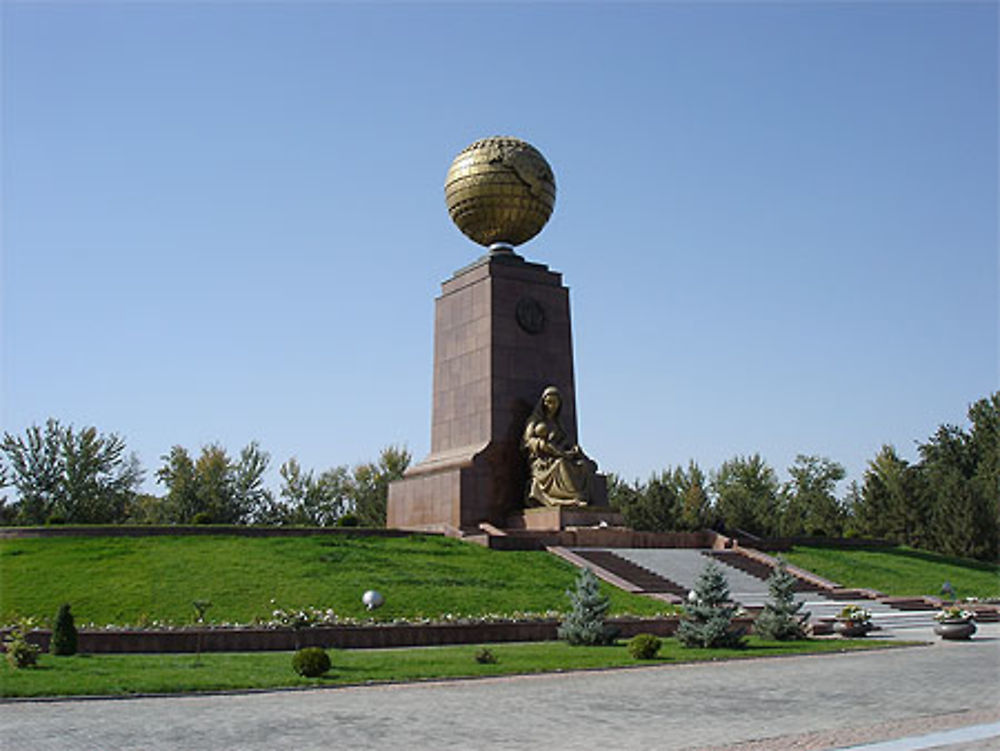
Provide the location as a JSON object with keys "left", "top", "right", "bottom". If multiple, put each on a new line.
{"left": 4, "top": 619, "right": 41, "bottom": 669}
{"left": 474, "top": 647, "right": 498, "bottom": 664}
{"left": 558, "top": 567, "right": 618, "bottom": 646}
{"left": 192, "top": 599, "right": 213, "bottom": 623}
{"left": 45, "top": 514, "right": 67, "bottom": 525}
{"left": 754, "top": 559, "right": 809, "bottom": 641}
{"left": 627, "top": 633, "right": 662, "bottom": 660}
{"left": 676, "top": 559, "right": 747, "bottom": 649}
{"left": 292, "top": 646, "right": 331, "bottom": 677}
{"left": 191, "top": 599, "right": 213, "bottom": 663}
{"left": 191, "top": 512, "right": 213, "bottom": 525}
{"left": 50, "top": 603, "right": 79, "bottom": 656}
{"left": 335, "top": 513, "right": 359, "bottom": 527}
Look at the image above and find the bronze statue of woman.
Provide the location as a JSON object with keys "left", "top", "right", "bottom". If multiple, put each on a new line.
{"left": 522, "top": 386, "right": 597, "bottom": 507}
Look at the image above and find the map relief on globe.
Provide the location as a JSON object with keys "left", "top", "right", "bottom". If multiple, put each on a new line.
{"left": 444, "top": 137, "right": 556, "bottom": 251}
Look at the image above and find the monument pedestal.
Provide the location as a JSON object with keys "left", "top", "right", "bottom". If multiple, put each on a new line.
{"left": 387, "top": 250, "right": 607, "bottom": 532}
{"left": 506, "top": 505, "right": 621, "bottom": 532}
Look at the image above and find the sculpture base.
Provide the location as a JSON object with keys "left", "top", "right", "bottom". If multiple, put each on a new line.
{"left": 388, "top": 446, "right": 610, "bottom": 533}
{"left": 387, "top": 443, "right": 498, "bottom": 532}
{"left": 507, "top": 504, "right": 620, "bottom": 532}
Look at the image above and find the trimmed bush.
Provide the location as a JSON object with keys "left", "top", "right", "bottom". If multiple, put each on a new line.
{"left": 191, "top": 512, "right": 213, "bottom": 525}
{"left": 335, "top": 513, "right": 359, "bottom": 527}
{"left": 291, "top": 647, "right": 331, "bottom": 677}
{"left": 50, "top": 603, "right": 78, "bottom": 656}
{"left": 626, "top": 633, "right": 662, "bottom": 660}
{"left": 474, "top": 647, "right": 498, "bottom": 664}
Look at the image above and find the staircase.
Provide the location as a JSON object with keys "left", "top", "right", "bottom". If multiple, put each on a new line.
{"left": 576, "top": 546, "right": 955, "bottom": 633}
{"left": 703, "top": 548, "right": 947, "bottom": 631}
{"left": 706, "top": 550, "right": 825, "bottom": 593}
{"left": 571, "top": 549, "right": 689, "bottom": 598}
{"left": 554, "top": 544, "right": 997, "bottom": 634}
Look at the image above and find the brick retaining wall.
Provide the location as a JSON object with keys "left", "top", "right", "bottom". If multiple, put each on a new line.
{"left": 4, "top": 617, "right": 735, "bottom": 654}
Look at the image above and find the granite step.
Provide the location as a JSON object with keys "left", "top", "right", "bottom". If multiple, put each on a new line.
{"left": 707, "top": 549, "right": 826, "bottom": 593}
{"left": 571, "top": 549, "right": 689, "bottom": 597}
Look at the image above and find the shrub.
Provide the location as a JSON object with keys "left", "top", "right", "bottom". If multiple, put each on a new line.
{"left": 474, "top": 647, "right": 498, "bottom": 664}
{"left": 676, "top": 559, "right": 747, "bottom": 649}
{"left": 292, "top": 646, "right": 331, "bottom": 677}
{"left": 558, "top": 567, "right": 618, "bottom": 646}
{"left": 754, "top": 559, "right": 809, "bottom": 641}
{"left": 192, "top": 599, "right": 212, "bottom": 663}
{"left": 335, "top": 513, "right": 359, "bottom": 527}
{"left": 50, "top": 603, "right": 79, "bottom": 656}
{"left": 627, "top": 633, "right": 662, "bottom": 660}
{"left": 4, "top": 619, "right": 41, "bottom": 669}
{"left": 191, "top": 512, "right": 213, "bottom": 525}
{"left": 45, "top": 514, "right": 67, "bottom": 525}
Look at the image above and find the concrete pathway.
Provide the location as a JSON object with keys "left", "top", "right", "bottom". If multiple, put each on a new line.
{"left": 2, "top": 625, "right": 997, "bottom": 750}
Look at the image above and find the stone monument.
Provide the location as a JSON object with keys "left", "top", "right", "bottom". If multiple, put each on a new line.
{"left": 386, "top": 136, "right": 610, "bottom": 533}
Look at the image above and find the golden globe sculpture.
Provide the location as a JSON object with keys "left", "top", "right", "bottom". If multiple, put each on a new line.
{"left": 444, "top": 136, "right": 556, "bottom": 251}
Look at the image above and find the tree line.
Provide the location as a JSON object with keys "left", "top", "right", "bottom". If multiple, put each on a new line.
{"left": 608, "top": 392, "right": 998, "bottom": 562}
{"left": 1, "top": 392, "right": 995, "bottom": 561}
{"left": 0, "top": 420, "right": 410, "bottom": 528}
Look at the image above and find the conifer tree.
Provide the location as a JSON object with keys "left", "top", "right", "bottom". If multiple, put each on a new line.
{"left": 558, "top": 567, "right": 616, "bottom": 646}
{"left": 754, "top": 559, "right": 809, "bottom": 641}
{"left": 50, "top": 603, "right": 78, "bottom": 656}
{"left": 677, "top": 559, "right": 746, "bottom": 649}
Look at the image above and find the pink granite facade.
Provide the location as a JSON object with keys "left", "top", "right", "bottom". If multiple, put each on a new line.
{"left": 388, "top": 252, "right": 606, "bottom": 532}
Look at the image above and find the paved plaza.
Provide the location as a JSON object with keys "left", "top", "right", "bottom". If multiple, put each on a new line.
{"left": 2, "top": 623, "right": 998, "bottom": 751}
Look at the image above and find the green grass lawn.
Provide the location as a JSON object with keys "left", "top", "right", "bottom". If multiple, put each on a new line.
{"left": 0, "top": 534, "right": 672, "bottom": 627}
{"left": 782, "top": 546, "right": 1000, "bottom": 599}
{"left": 0, "top": 637, "right": 910, "bottom": 698}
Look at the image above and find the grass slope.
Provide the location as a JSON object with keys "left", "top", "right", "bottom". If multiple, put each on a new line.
{"left": 0, "top": 534, "right": 670, "bottom": 626}
{"left": 782, "top": 546, "right": 1000, "bottom": 599}
{"left": 0, "top": 638, "right": 908, "bottom": 698}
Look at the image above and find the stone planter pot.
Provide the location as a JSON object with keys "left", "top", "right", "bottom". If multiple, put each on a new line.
{"left": 934, "top": 619, "right": 976, "bottom": 640}
{"left": 833, "top": 619, "right": 871, "bottom": 638}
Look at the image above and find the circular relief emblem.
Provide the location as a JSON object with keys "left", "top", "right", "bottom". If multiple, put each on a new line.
{"left": 516, "top": 297, "right": 546, "bottom": 335}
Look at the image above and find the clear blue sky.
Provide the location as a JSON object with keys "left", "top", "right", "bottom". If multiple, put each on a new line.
{"left": 2, "top": 1, "right": 996, "bottom": 497}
